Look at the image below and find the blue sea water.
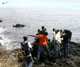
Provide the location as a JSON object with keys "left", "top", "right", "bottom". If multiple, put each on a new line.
{"left": 0, "top": 8, "right": 80, "bottom": 50}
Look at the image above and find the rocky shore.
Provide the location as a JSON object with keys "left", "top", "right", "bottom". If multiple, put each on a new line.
{"left": 0, "top": 41, "right": 80, "bottom": 67}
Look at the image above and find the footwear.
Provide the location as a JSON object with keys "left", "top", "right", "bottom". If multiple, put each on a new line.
{"left": 34, "top": 57, "right": 38, "bottom": 61}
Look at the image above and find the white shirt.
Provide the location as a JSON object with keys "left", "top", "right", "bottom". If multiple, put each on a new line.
{"left": 55, "top": 32, "right": 61, "bottom": 43}
{"left": 52, "top": 31, "right": 55, "bottom": 40}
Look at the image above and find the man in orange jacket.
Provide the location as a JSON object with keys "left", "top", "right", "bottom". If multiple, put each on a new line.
{"left": 28, "top": 31, "right": 51, "bottom": 61}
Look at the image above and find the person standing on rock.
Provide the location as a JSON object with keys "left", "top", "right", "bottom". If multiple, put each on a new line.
{"left": 47, "top": 39, "right": 53, "bottom": 50}
{"left": 61, "top": 30, "right": 72, "bottom": 58}
{"left": 41, "top": 26, "right": 46, "bottom": 33}
{"left": 36, "top": 29, "right": 41, "bottom": 35}
{"left": 18, "top": 36, "right": 34, "bottom": 67}
{"left": 52, "top": 28, "right": 56, "bottom": 50}
{"left": 28, "top": 31, "right": 51, "bottom": 61}
{"left": 54, "top": 30, "right": 61, "bottom": 57}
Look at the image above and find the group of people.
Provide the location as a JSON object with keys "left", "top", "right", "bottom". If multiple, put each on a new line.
{"left": 52, "top": 28, "right": 72, "bottom": 58}
{"left": 18, "top": 26, "right": 72, "bottom": 67}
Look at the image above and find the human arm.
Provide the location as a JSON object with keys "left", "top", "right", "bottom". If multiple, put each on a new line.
{"left": 28, "top": 35, "right": 36, "bottom": 37}
{"left": 60, "top": 31, "right": 66, "bottom": 38}
{"left": 28, "top": 42, "right": 33, "bottom": 52}
{"left": 60, "top": 34, "right": 65, "bottom": 38}
{"left": 30, "top": 48, "right": 33, "bottom": 52}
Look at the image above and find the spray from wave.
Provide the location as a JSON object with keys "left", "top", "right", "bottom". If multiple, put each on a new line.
{"left": 0, "top": 27, "right": 21, "bottom": 50}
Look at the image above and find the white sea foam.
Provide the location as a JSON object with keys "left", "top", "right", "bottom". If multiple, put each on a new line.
{"left": 0, "top": 37, "right": 21, "bottom": 50}
{"left": 0, "top": 27, "right": 5, "bottom": 33}
{"left": 0, "top": 37, "right": 10, "bottom": 49}
{"left": 0, "top": 27, "right": 11, "bottom": 50}
{"left": 0, "top": 27, "right": 20, "bottom": 50}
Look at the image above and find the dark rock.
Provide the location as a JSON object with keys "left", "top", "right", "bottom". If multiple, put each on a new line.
{"left": 31, "top": 41, "right": 80, "bottom": 67}
{"left": 70, "top": 41, "right": 80, "bottom": 48}
{"left": 13, "top": 24, "right": 25, "bottom": 27}
{"left": 0, "top": 43, "right": 1, "bottom": 45}
{"left": 0, "top": 37, "right": 2, "bottom": 40}
{"left": 0, "top": 20, "right": 2, "bottom": 22}
{"left": 0, "top": 41, "right": 80, "bottom": 67}
{"left": 70, "top": 41, "right": 77, "bottom": 45}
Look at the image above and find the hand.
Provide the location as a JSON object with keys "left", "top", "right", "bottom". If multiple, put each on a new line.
{"left": 30, "top": 48, "right": 33, "bottom": 52}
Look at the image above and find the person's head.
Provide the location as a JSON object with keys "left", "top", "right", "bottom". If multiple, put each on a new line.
{"left": 43, "top": 32, "right": 48, "bottom": 36}
{"left": 38, "top": 29, "right": 40, "bottom": 33}
{"left": 23, "top": 36, "right": 28, "bottom": 41}
{"left": 64, "top": 29, "right": 66, "bottom": 33}
{"left": 55, "top": 30, "right": 58, "bottom": 34}
{"left": 42, "top": 26, "right": 45, "bottom": 29}
{"left": 53, "top": 28, "right": 55, "bottom": 31}
{"left": 60, "top": 29, "right": 62, "bottom": 33}
{"left": 40, "top": 31, "right": 44, "bottom": 34}
{"left": 64, "top": 30, "right": 68, "bottom": 34}
{"left": 48, "top": 39, "right": 50, "bottom": 42}
{"left": 57, "top": 29, "right": 59, "bottom": 32}
{"left": 66, "top": 30, "right": 72, "bottom": 35}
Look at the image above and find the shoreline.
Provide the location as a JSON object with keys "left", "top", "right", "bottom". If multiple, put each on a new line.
{"left": 0, "top": 41, "right": 80, "bottom": 51}
{"left": 0, "top": 41, "right": 80, "bottom": 67}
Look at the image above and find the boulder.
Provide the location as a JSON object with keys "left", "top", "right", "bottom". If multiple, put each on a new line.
{"left": 0, "top": 20, "right": 2, "bottom": 22}
{"left": 0, "top": 37, "right": 2, "bottom": 40}
{"left": 13, "top": 24, "right": 25, "bottom": 27}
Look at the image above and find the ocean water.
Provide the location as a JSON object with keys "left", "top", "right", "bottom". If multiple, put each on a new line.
{"left": 0, "top": 8, "right": 80, "bottom": 50}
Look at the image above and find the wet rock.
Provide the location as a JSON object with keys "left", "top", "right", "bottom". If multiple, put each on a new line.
{"left": 0, "top": 37, "right": 2, "bottom": 40}
{"left": 0, "top": 20, "right": 2, "bottom": 22}
{"left": 13, "top": 24, "right": 25, "bottom": 27}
